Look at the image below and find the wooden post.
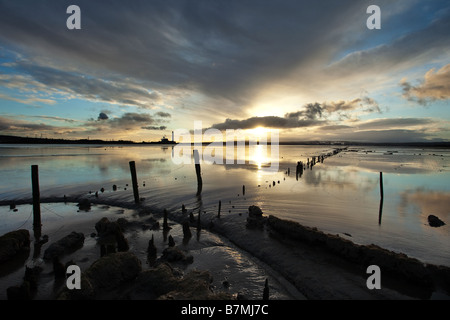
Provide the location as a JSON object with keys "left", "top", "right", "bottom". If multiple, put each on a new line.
{"left": 193, "top": 150, "right": 202, "bottom": 196}
{"left": 263, "top": 278, "right": 269, "bottom": 300}
{"left": 218, "top": 200, "right": 222, "bottom": 218}
{"left": 379, "top": 172, "right": 384, "bottom": 199}
{"left": 182, "top": 221, "right": 192, "bottom": 239}
{"left": 31, "top": 165, "right": 41, "bottom": 238}
{"left": 197, "top": 210, "right": 202, "bottom": 231}
{"left": 129, "top": 161, "right": 139, "bottom": 204}
{"left": 242, "top": 185, "right": 245, "bottom": 196}
{"left": 379, "top": 172, "right": 384, "bottom": 225}
{"left": 163, "top": 209, "right": 170, "bottom": 230}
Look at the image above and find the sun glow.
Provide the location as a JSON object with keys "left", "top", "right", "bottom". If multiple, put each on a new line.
{"left": 248, "top": 126, "right": 270, "bottom": 139}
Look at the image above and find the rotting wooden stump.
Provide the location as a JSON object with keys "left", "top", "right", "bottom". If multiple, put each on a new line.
{"left": 129, "top": 161, "right": 140, "bottom": 204}
{"left": 193, "top": 150, "right": 203, "bottom": 196}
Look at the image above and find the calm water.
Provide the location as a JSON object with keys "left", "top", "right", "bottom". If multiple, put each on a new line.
{"left": 0, "top": 144, "right": 449, "bottom": 267}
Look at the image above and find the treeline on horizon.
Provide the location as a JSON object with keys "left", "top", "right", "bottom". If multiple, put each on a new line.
{"left": 0, "top": 134, "right": 449, "bottom": 148}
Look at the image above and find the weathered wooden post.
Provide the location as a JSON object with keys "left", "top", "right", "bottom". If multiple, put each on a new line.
{"left": 182, "top": 221, "right": 192, "bottom": 239}
{"left": 379, "top": 172, "right": 384, "bottom": 225}
{"left": 147, "top": 234, "right": 157, "bottom": 259}
{"left": 218, "top": 200, "right": 222, "bottom": 218}
{"left": 197, "top": 210, "right": 202, "bottom": 231}
{"left": 193, "top": 150, "right": 202, "bottom": 196}
{"left": 379, "top": 172, "right": 384, "bottom": 199}
{"left": 242, "top": 185, "right": 246, "bottom": 196}
{"left": 163, "top": 209, "right": 170, "bottom": 230}
{"left": 31, "top": 165, "right": 41, "bottom": 238}
{"left": 129, "top": 161, "right": 140, "bottom": 204}
{"left": 263, "top": 278, "right": 269, "bottom": 300}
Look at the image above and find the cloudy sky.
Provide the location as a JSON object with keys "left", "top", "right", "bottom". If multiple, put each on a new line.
{"left": 0, "top": 0, "right": 449, "bottom": 142}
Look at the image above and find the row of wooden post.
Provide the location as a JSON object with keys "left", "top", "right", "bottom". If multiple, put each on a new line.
{"left": 30, "top": 150, "right": 202, "bottom": 236}
{"left": 30, "top": 156, "right": 384, "bottom": 240}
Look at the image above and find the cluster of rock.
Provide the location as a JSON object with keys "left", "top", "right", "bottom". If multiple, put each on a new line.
{"left": 57, "top": 252, "right": 230, "bottom": 300}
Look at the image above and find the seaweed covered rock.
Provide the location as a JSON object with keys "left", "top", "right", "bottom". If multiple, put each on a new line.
{"left": 124, "top": 263, "right": 232, "bottom": 300}
{"left": 58, "top": 253, "right": 230, "bottom": 300}
{"left": 160, "top": 246, "right": 193, "bottom": 264}
{"left": 0, "top": 229, "right": 30, "bottom": 263}
{"left": 77, "top": 198, "right": 91, "bottom": 211}
{"left": 266, "top": 215, "right": 438, "bottom": 289}
{"left": 84, "top": 252, "right": 142, "bottom": 290}
{"left": 248, "top": 205, "right": 263, "bottom": 218}
{"left": 58, "top": 252, "right": 141, "bottom": 300}
{"left": 43, "top": 232, "right": 84, "bottom": 261}
{"left": 246, "top": 205, "right": 266, "bottom": 229}
{"left": 95, "top": 217, "right": 129, "bottom": 253}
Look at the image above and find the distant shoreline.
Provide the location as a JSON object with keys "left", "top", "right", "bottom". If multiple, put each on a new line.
{"left": 0, "top": 135, "right": 449, "bottom": 148}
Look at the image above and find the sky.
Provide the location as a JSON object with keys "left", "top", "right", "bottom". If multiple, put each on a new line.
{"left": 0, "top": 0, "right": 449, "bottom": 143}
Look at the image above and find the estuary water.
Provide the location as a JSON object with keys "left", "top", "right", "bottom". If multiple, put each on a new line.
{"left": 0, "top": 143, "right": 449, "bottom": 267}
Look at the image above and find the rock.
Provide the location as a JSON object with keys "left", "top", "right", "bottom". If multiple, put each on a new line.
{"left": 85, "top": 252, "right": 141, "bottom": 290}
{"left": 428, "top": 215, "right": 445, "bottom": 227}
{"left": 59, "top": 252, "right": 142, "bottom": 300}
{"left": 95, "top": 217, "right": 129, "bottom": 253}
{"left": 77, "top": 198, "right": 91, "bottom": 211}
{"left": 246, "top": 205, "right": 266, "bottom": 229}
{"left": 116, "top": 217, "right": 129, "bottom": 230}
{"left": 248, "top": 205, "right": 263, "bottom": 218}
{"left": 7, "top": 281, "right": 31, "bottom": 300}
{"left": 125, "top": 263, "right": 231, "bottom": 300}
{"left": 267, "top": 215, "right": 435, "bottom": 288}
{"left": 160, "top": 246, "right": 193, "bottom": 264}
{"left": 43, "top": 232, "right": 85, "bottom": 261}
{"left": 0, "top": 229, "right": 30, "bottom": 263}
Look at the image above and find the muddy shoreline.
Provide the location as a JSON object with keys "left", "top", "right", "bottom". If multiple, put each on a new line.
{"left": 2, "top": 193, "right": 449, "bottom": 300}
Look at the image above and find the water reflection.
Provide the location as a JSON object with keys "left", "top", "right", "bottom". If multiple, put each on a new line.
{"left": 0, "top": 144, "right": 449, "bottom": 266}
{"left": 400, "top": 189, "right": 450, "bottom": 220}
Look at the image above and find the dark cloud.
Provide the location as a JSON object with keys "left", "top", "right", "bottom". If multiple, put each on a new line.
{"left": 357, "top": 118, "right": 434, "bottom": 130}
{"left": 285, "top": 103, "right": 324, "bottom": 120}
{"left": 211, "top": 116, "right": 321, "bottom": 130}
{"left": 321, "top": 125, "right": 352, "bottom": 131}
{"left": 337, "top": 129, "right": 440, "bottom": 143}
{"left": 98, "top": 112, "right": 109, "bottom": 120}
{"left": 155, "top": 112, "right": 171, "bottom": 118}
{"left": 11, "top": 62, "right": 162, "bottom": 109}
{"left": 211, "top": 97, "right": 381, "bottom": 130}
{"left": 141, "top": 125, "right": 167, "bottom": 130}
{"left": 0, "top": 116, "right": 62, "bottom": 132}
{"left": 0, "top": 0, "right": 380, "bottom": 108}
{"left": 107, "top": 113, "right": 155, "bottom": 129}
